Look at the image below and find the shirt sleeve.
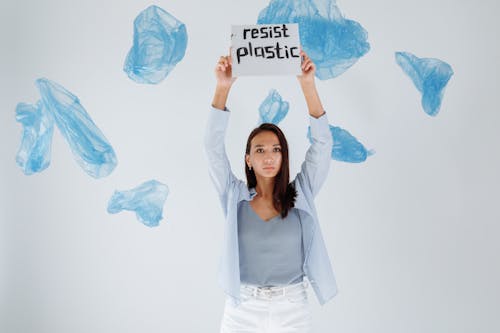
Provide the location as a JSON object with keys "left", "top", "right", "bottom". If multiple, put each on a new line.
{"left": 295, "top": 112, "right": 333, "bottom": 197}
{"left": 204, "top": 106, "right": 237, "bottom": 197}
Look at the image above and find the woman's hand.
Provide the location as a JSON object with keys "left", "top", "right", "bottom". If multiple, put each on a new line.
{"left": 215, "top": 55, "right": 236, "bottom": 88}
{"left": 212, "top": 54, "right": 236, "bottom": 110}
{"left": 297, "top": 51, "right": 316, "bottom": 86}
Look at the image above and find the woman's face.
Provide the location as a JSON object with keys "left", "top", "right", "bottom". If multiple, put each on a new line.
{"left": 246, "top": 130, "right": 282, "bottom": 178}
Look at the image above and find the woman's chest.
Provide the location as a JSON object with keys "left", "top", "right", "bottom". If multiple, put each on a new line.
{"left": 248, "top": 198, "right": 280, "bottom": 222}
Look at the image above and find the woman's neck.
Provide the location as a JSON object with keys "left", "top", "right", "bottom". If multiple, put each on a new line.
{"left": 255, "top": 176, "right": 275, "bottom": 199}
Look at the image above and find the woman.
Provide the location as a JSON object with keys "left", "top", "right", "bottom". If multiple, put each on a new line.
{"left": 205, "top": 51, "right": 338, "bottom": 332}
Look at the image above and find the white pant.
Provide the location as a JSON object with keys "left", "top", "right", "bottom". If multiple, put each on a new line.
{"left": 220, "top": 281, "right": 312, "bottom": 333}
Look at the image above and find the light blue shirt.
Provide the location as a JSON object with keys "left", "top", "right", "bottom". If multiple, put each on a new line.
{"left": 238, "top": 200, "right": 304, "bottom": 286}
{"left": 204, "top": 106, "right": 338, "bottom": 306}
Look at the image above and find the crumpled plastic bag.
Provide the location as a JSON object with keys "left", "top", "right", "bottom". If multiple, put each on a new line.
{"left": 15, "top": 101, "right": 54, "bottom": 175}
{"left": 37, "top": 78, "right": 117, "bottom": 178}
{"left": 258, "top": 0, "right": 370, "bottom": 80}
{"left": 308, "top": 124, "right": 374, "bottom": 163}
{"left": 259, "top": 89, "right": 289, "bottom": 125}
{"left": 124, "top": 5, "right": 188, "bottom": 84}
{"left": 107, "top": 180, "right": 169, "bottom": 227}
{"left": 395, "top": 51, "right": 454, "bottom": 116}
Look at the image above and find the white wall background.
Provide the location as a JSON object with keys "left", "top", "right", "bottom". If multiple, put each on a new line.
{"left": 1, "top": 0, "right": 499, "bottom": 332}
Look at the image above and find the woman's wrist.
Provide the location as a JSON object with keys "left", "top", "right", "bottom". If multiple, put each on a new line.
{"left": 212, "top": 84, "right": 231, "bottom": 110}
{"left": 299, "top": 79, "right": 316, "bottom": 92}
{"left": 216, "top": 82, "right": 232, "bottom": 92}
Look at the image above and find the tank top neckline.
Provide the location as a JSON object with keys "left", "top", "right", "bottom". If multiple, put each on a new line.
{"left": 243, "top": 200, "right": 281, "bottom": 223}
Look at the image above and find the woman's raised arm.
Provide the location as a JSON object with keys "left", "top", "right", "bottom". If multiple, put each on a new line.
{"left": 205, "top": 55, "right": 238, "bottom": 200}
{"left": 297, "top": 51, "right": 325, "bottom": 119}
{"left": 295, "top": 51, "right": 333, "bottom": 197}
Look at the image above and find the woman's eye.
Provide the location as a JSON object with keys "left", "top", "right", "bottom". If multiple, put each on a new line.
{"left": 256, "top": 148, "right": 264, "bottom": 153}
{"left": 274, "top": 147, "right": 281, "bottom": 152}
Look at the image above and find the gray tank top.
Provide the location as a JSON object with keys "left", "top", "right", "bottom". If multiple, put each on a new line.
{"left": 237, "top": 200, "right": 304, "bottom": 286}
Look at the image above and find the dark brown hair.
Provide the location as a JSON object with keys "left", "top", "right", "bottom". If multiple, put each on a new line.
{"left": 245, "top": 123, "right": 297, "bottom": 218}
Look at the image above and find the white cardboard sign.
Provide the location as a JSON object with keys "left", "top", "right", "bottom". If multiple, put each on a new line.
{"left": 230, "top": 23, "right": 301, "bottom": 76}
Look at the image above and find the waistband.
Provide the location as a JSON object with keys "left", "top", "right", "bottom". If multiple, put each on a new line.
{"left": 241, "top": 280, "right": 308, "bottom": 298}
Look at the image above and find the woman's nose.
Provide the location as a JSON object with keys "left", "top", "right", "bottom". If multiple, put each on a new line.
{"left": 264, "top": 156, "right": 274, "bottom": 164}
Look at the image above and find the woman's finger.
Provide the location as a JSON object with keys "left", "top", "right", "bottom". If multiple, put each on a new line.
{"left": 216, "top": 64, "right": 226, "bottom": 72}
{"left": 300, "top": 51, "right": 309, "bottom": 61}
{"left": 218, "top": 56, "right": 229, "bottom": 66}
